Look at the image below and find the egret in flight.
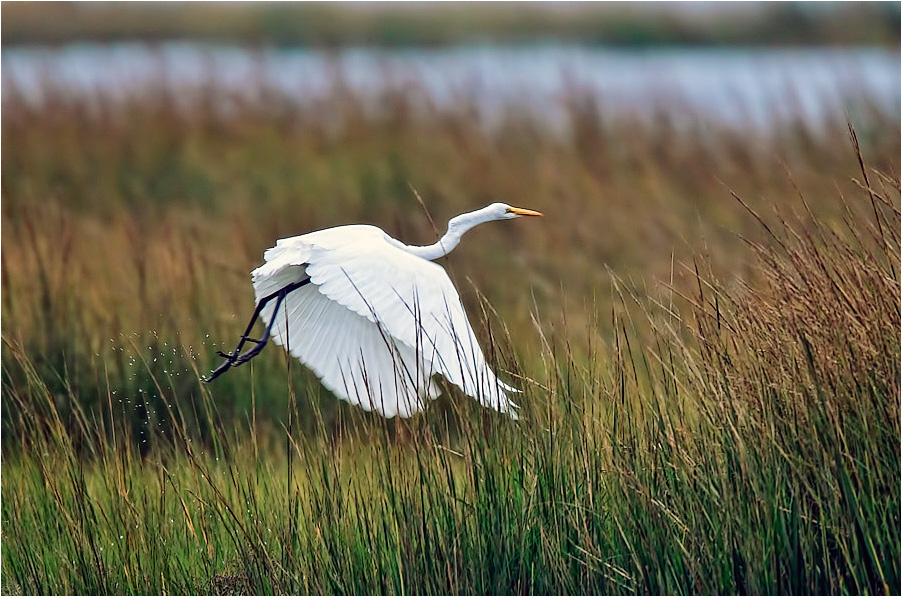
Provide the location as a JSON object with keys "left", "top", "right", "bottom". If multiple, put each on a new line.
{"left": 204, "top": 203, "right": 542, "bottom": 418}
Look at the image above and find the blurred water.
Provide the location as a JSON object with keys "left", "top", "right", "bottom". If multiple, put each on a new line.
{"left": 2, "top": 43, "right": 899, "bottom": 131}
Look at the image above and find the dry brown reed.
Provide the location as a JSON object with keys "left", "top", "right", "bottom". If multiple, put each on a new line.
{"left": 1, "top": 72, "right": 899, "bottom": 592}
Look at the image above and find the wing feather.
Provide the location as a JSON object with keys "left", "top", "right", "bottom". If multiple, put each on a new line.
{"left": 251, "top": 225, "right": 518, "bottom": 418}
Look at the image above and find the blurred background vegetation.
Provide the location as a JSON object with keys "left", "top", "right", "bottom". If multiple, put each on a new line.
{"left": 3, "top": 1, "right": 900, "bottom": 47}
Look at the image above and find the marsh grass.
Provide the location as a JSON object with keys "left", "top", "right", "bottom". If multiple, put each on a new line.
{"left": 1, "top": 78, "right": 899, "bottom": 593}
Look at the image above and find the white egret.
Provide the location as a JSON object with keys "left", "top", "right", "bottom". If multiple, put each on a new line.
{"left": 204, "top": 202, "right": 542, "bottom": 418}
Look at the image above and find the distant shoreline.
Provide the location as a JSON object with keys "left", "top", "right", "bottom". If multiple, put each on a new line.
{"left": 4, "top": 44, "right": 898, "bottom": 136}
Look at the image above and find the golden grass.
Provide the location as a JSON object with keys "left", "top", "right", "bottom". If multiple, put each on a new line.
{"left": 1, "top": 73, "right": 899, "bottom": 594}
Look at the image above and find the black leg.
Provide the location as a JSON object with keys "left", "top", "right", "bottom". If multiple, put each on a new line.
{"left": 203, "top": 277, "right": 311, "bottom": 383}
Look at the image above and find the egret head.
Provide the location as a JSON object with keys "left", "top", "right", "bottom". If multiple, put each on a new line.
{"left": 446, "top": 203, "right": 543, "bottom": 238}
{"left": 487, "top": 202, "right": 544, "bottom": 220}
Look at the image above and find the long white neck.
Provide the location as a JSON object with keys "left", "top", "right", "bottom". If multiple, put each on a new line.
{"left": 395, "top": 206, "right": 500, "bottom": 261}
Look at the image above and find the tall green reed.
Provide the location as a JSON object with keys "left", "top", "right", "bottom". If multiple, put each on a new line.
{"left": 2, "top": 76, "right": 899, "bottom": 594}
{"left": 3, "top": 156, "right": 898, "bottom": 593}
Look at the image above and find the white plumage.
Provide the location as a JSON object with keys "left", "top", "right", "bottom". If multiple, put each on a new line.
{"left": 209, "top": 202, "right": 542, "bottom": 419}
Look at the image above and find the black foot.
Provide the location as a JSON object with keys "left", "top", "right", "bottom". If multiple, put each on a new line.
{"left": 203, "top": 357, "right": 236, "bottom": 383}
{"left": 203, "top": 339, "right": 268, "bottom": 383}
{"left": 202, "top": 276, "right": 311, "bottom": 384}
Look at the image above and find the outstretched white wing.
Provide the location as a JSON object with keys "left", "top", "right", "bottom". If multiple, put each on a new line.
{"left": 250, "top": 225, "right": 518, "bottom": 418}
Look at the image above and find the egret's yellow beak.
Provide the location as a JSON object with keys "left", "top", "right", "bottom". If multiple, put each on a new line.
{"left": 507, "top": 206, "right": 544, "bottom": 217}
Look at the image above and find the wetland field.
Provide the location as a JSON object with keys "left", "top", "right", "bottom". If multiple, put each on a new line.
{"left": 1, "top": 43, "right": 900, "bottom": 594}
